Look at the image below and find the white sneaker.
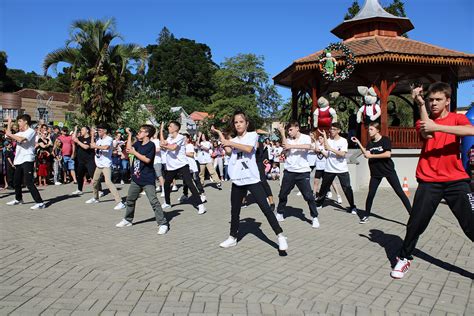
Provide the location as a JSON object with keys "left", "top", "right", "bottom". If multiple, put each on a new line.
{"left": 219, "top": 236, "right": 237, "bottom": 248}
{"left": 275, "top": 212, "right": 285, "bottom": 222}
{"left": 116, "top": 219, "right": 132, "bottom": 227}
{"left": 198, "top": 204, "right": 207, "bottom": 215}
{"left": 98, "top": 191, "right": 105, "bottom": 198}
{"left": 337, "top": 195, "right": 342, "bottom": 204}
{"left": 296, "top": 191, "right": 302, "bottom": 196}
{"left": 391, "top": 258, "right": 411, "bottom": 279}
{"left": 312, "top": 217, "right": 320, "bottom": 229}
{"left": 171, "top": 185, "right": 178, "bottom": 192}
{"left": 85, "top": 198, "right": 99, "bottom": 204}
{"left": 71, "top": 190, "right": 83, "bottom": 195}
{"left": 140, "top": 191, "right": 146, "bottom": 195}
{"left": 278, "top": 235, "right": 288, "bottom": 251}
{"left": 6, "top": 199, "right": 22, "bottom": 206}
{"left": 161, "top": 203, "right": 171, "bottom": 209}
{"left": 120, "top": 180, "right": 125, "bottom": 185}
{"left": 160, "top": 191, "right": 165, "bottom": 198}
{"left": 30, "top": 203, "right": 45, "bottom": 210}
{"left": 54, "top": 182, "right": 62, "bottom": 186}
{"left": 178, "top": 195, "right": 188, "bottom": 202}
{"left": 326, "top": 191, "right": 333, "bottom": 199}
{"left": 156, "top": 186, "right": 161, "bottom": 192}
{"left": 157, "top": 225, "right": 169, "bottom": 235}
{"left": 114, "top": 202, "right": 126, "bottom": 210}
{"left": 200, "top": 194, "right": 207, "bottom": 203}
{"left": 350, "top": 207, "right": 358, "bottom": 215}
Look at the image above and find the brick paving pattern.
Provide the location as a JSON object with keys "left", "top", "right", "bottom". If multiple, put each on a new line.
{"left": 0, "top": 181, "right": 472, "bottom": 315}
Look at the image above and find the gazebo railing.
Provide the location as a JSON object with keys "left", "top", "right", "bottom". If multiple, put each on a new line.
{"left": 388, "top": 127, "right": 421, "bottom": 149}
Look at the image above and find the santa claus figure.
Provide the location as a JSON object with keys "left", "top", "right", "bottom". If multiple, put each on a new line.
{"left": 356, "top": 86, "right": 381, "bottom": 125}
{"left": 313, "top": 96, "right": 337, "bottom": 129}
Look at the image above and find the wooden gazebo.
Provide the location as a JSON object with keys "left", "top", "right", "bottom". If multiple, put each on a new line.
{"left": 274, "top": 0, "right": 474, "bottom": 148}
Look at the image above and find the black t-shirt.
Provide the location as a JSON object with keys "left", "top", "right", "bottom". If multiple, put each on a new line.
{"left": 132, "top": 141, "right": 156, "bottom": 186}
{"left": 77, "top": 136, "right": 95, "bottom": 162}
{"left": 5, "top": 150, "right": 14, "bottom": 166}
{"left": 366, "top": 136, "right": 395, "bottom": 177}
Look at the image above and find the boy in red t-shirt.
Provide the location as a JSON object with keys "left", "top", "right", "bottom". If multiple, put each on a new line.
{"left": 391, "top": 82, "right": 474, "bottom": 279}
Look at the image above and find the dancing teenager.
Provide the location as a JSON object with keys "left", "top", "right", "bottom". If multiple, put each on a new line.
{"left": 391, "top": 82, "right": 474, "bottom": 279}
{"left": 72, "top": 126, "right": 100, "bottom": 195}
{"left": 160, "top": 121, "right": 206, "bottom": 214}
{"left": 275, "top": 122, "right": 320, "bottom": 228}
{"left": 196, "top": 132, "right": 222, "bottom": 189}
{"left": 116, "top": 125, "right": 168, "bottom": 234}
{"left": 5, "top": 115, "right": 45, "bottom": 209}
{"left": 181, "top": 133, "right": 206, "bottom": 203}
{"left": 86, "top": 125, "right": 125, "bottom": 210}
{"left": 315, "top": 123, "right": 358, "bottom": 214}
{"left": 353, "top": 122, "right": 411, "bottom": 224}
{"left": 212, "top": 111, "right": 288, "bottom": 250}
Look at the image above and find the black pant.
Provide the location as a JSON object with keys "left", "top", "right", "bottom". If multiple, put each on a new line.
{"left": 365, "top": 173, "right": 411, "bottom": 216}
{"left": 6, "top": 164, "right": 15, "bottom": 187}
{"left": 317, "top": 171, "right": 356, "bottom": 209}
{"left": 14, "top": 161, "right": 43, "bottom": 203}
{"left": 399, "top": 180, "right": 474, "bottom": 260}
{"left": 277, "top": 170, "right": 318, "bottom": 218}
{"left": 257, "top": 161, "right": 273, "bottom": 199}
{"left": 230, "top": 182, "right": 283, "bottom": 238}
{"left": 76, "top": 159, "right": 97, "bottom": 192}
{"left": 164, "top": 165, "right": 201, "bottom": 206}
{"left": 183, "top": 171, "right": 204, "bottom": 196}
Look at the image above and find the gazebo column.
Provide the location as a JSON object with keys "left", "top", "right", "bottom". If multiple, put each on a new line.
{"left": 291, "top": 88, "right": 299, "bottom": 121}
{"left": 310, "top": 82, "right": 319, "bottom": 129}
{"left": 442, "top": 72, "right": 458, "bottom": 112}
{"left": 374, "top": 78, "right": 398, "bottom": 137}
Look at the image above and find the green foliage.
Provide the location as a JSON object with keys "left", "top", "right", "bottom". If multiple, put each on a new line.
{"left": 43, "top": 18, "right": 147, "bottom": 125}
{"left": 0, "top": 52, "right": 20, "bottom": 92}
{"left": 39, "top": 67, "right": 72, "bottom": 92}
{"left": 146, "top": 28, "right": 217, "bottom": 112}
{"left": 344, "top": 1, "right": 360, "bottom": 20}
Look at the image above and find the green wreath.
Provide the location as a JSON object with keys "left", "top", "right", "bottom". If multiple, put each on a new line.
{"left": 318, "top": 42, "right": 356, "bottom": 82}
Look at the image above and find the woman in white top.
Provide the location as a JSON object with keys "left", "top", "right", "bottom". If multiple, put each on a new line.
{"left": 196, "top": 132, "right": 222, "bottom": 189}
{"left": 181, "top": 133, "right": 206, "bottom": 203}
{"left": 212, "top": 111, "right": 288, "bottom": 251}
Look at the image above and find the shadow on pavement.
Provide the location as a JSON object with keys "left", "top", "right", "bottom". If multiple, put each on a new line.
{"left": 281, "top": 206, "right": 312, "bottom": 224}
{"left": 360, "top": 229, "right": 474, "bottom": 279}
{"left": 133, "top": 209, "right": 183, "bottom": 226}
{"left": 237, "top": 217, "right": 279, "bottom": 251}
{"left": 47, "top": 194, "right": 81, "bottom": 207}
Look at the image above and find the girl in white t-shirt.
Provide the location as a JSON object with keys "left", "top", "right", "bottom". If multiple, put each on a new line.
{"left": 181, "top": 134, "right": 206, "bottom": 203}
{"left": 196, "top": 133, "right": 222, "bottom": 189}
{"left": 211, "top": 111, "right": 288, "bottom": 251}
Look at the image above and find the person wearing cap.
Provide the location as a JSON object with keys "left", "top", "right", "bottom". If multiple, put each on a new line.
{"left": 86, "top": 125, "right": 125, "bottom": 210}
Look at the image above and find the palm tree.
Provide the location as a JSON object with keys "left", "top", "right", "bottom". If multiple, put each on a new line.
{"left": 43, "top": 18, "right": 147, "bottom": 124}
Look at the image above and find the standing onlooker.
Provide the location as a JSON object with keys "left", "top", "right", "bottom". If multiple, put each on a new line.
{"left": 57, "top": 127, "right": 77, "bottom": 184}
{"left": 4, "top": 141, "right": 15, "bottom": 189}
{"left": 37, "top": 147, "right": 50, "bottom": 186}
{"left": 212, "top": 140, "right": 225, "bottom": 181}
{"left": 5, "top": 114, "right": 45, "bottom": 209}
{"left": 86, "top": 125, "right": 125, "bottom": 210}
{"left": 71, "top": 126, "right": 98, "bottom": 195}
{"left": 52, "top": 139, "right": 63, "bottom": 185}
{"left": 151, "top": 132, "right": 165, "bottom": 193}
{"left": 347, "top": 109, "right": 358, "bottom": 147}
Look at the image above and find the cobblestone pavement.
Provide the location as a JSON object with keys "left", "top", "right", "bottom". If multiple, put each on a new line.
{"left": 0, "top": 180, "right": 472, "bottom": 315}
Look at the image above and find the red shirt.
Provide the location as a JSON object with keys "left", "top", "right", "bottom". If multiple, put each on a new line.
{"left": 57, "top": 135, "right": 74, "bottom": 156}
{"left": 416, "top": 112, "right": 471, "bottom": 182}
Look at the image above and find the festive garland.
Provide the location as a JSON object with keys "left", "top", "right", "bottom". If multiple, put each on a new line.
{"left": 318, "top": 42, "right": 356, "bottom": 82}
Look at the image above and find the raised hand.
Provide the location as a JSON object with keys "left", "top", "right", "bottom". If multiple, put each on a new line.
{"left": 411, "top": 86, "right": 425, "bottom": 106}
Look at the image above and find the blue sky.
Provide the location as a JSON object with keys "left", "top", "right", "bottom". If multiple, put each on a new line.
{"left": 1, "top": 0, "right": 473, "bottom": 106}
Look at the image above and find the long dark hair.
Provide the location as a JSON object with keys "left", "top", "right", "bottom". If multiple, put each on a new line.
{"left": 229, "top": 110, "right": 254, "bottom": 136}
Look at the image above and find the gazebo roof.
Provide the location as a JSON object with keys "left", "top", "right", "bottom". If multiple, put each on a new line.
{"left": 332, "top": 0, "right": 414, "bottom": 39}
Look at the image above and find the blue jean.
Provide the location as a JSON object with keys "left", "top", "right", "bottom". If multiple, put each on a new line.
{"left": 121, "top": 159, "right": 129, "bottom": 180}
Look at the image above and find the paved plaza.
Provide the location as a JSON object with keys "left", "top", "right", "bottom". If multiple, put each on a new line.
{"left": 0, "top": 180, "right": 473, "bottom": 315}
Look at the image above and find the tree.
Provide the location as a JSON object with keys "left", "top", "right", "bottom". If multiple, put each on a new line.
{"left": 0, "top": 52, "right": 19, "bottom": 92}
{"left": 146, "top": 29, "right": 217, "bottom": 113}
{"left": 43, "top": 18, "right": 147, "bottom": 125}
{"left": 208, "top": 53, "right": 282, "bottom": 129}
{"left": 344, "top": 0, "right": 407, "bottom": 21}
{"left": 344, "top": 1, "right": 361, "bottom": 20}
{"left": 39, "top": 67, "right": 72, "bottom": 93}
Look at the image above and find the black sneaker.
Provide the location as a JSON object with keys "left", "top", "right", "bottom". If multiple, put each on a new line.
{"left": 359, "top": 216, "right": 369, "bottom": 224}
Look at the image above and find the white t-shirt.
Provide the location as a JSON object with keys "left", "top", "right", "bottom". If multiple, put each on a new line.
{"left": 151, "top": 139, "right": 162, "bottom": 164}
{"left": 307, "top": 142, "right": 317, "bottom": 167}
{"left": 314, "top": 142, "right": 327, "bottom": 171}
{"left": 223, "top": 154, "right": 230, "bottom": 166}
{"left": 267, "top": 145, "right": 274, "bottom": 160}
{"left": 165, "top": 134, "right": 188, "bottom": 171}
{"left": 325, "top": 137, "right": 349, "bottom": 173}
{"left": 197, "top": 141, "right": 212, "bottom": 164}
{"left": 273, "top": 146, "right": 283, "bottom": 163}
{"left": 228, "top": 132, "right": 260, "bottom": 186}
{"left": 271, "top": 166, "right": 280, "bottom": 174}
{"left": 185, "top": 143, "right": 198, "bottom": 173}
{"left": 285, "top": 133, "right": 311, "bottom": 173}
{"left": 13, "top": 128, "right": 36, "bottom": 165}
{"left": 95, "top": 135, "right": 113, "bottom": 168}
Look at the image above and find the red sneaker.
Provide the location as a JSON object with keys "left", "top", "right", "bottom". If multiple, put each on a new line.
{"left": 391, "top": 257, "right": 411, "bottom": 279}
